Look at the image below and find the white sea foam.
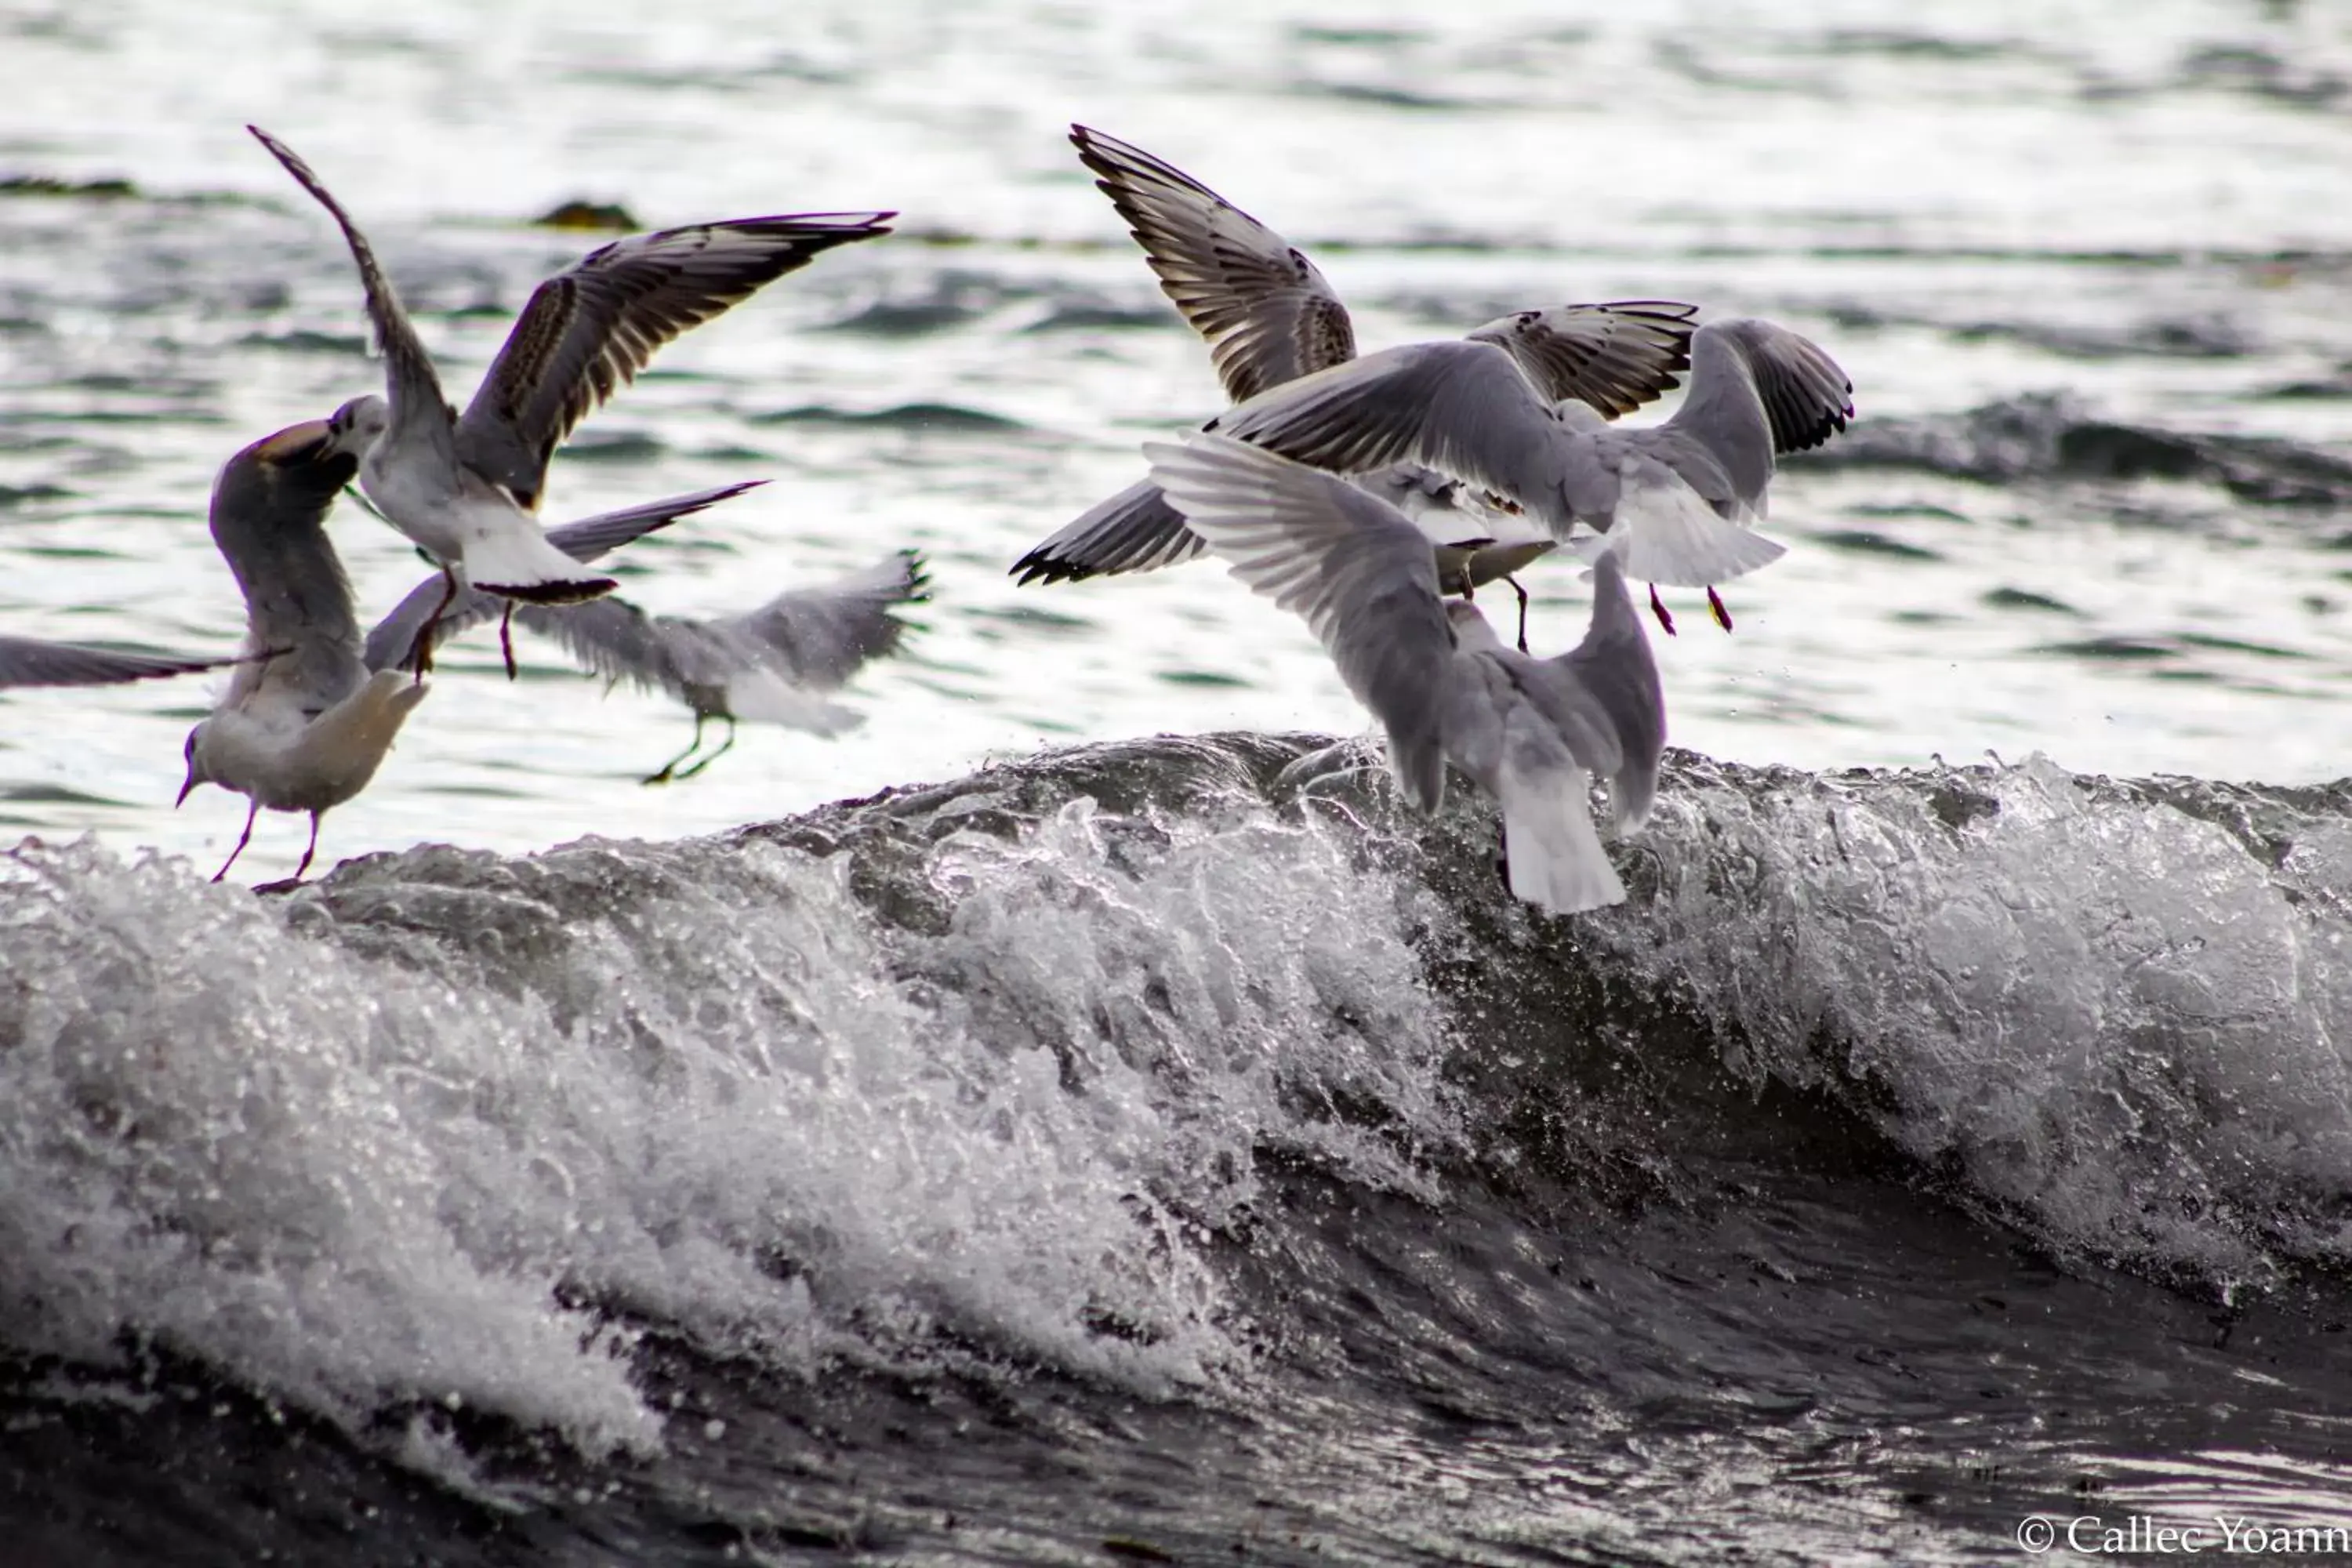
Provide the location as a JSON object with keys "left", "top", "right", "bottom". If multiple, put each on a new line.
{"left": 0, "top": 796, "right": 1461, "bottom": 1457}
{"left": 1626, "top": 755, "right": 2352, "bottom": 1284}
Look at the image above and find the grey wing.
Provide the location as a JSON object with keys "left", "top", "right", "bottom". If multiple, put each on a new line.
{"left": 722, "top": 550, "right": 927, "bottom": 690}
{"left": 1523, "top": 550, "right": 1665, "bottom": 829}
{"left": 1709, "top": 318, "right": 1853, "bottom": 455}
{"left": 362, "top": 481, "right": 763, "bottom": 672}
{"left": 454, "top": 213, "right": 894, "bottom": 507}
{"left": 0, "top": 634, "right": 242, "bottom": 690}
{"left": 248, "top": 126, "right": 457, "bottom": 468}
{"left": 1010, "top": 477, "right": 1209, "bottom": 583}
{"left": 513, "top": 597, "right": 693, "bottom": 703}
{"left": 1072, "top": 125, "right": 1356, "bottom": 401}
{"left": 1210, "top": 339, "right": 1584, "bottom": 540}
{"left": 1143, "top": 434, "right": 1457, "bottom": 812}
{"left": 1465, "top": 301, "right": 1697, "bottom": 417}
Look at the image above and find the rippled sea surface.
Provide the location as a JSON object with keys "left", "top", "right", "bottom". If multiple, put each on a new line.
{"left": 8, "top": 2, "right": 2352, "bottom": 1565}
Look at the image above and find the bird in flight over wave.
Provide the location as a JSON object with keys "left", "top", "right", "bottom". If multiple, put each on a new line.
{"left": 249, "top": 125, "right": 894, "bottom": 666}
{"left": 1011, "top": 123, "right": 1698, "bottom": 644}
{"left": 1149, "top": 434, "right": 1664, "bottom": 917}
{"left": 503, "top": 550, "right": 931, "bottom": 785}
{"left": 1208, "top": 316, "right": 1854, "bottom": 634}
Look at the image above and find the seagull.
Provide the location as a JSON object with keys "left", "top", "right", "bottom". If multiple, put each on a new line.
{"left": 505, "top": 550, "right": 930, "bottom": 784}
{"left": 177, "top": 416, "right": 430, "bottom": 884}
{"left": 249, "top": 125, "right": 894, "bottom": 660}
{"left": 0, "top": 633, "right": 252, "bottom": 690}
{"left": 1146, "top": 433, "right": 1664, "bottom": 917}
{"left": 1011, "top": 122, "right": 1699, "bottom": 633}
{"left": 1208, "top": 316, "right": 1854, "bottom": 633}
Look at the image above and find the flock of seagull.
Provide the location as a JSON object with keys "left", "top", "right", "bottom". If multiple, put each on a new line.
{"left": 2, "top": 124, "right": 1854, "bottom": 914}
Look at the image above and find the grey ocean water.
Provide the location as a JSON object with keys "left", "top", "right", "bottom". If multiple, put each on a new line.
{"left": 8, "top": 2, "right": 2352, "bottom": 1564}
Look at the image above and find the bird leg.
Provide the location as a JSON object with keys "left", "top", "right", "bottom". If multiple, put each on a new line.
{"left": 1648, "top": 584, "right": 1679, "bottom": 637}
{"left": 1505, "top": 573, "right": 1533, "bottom": 653}
{"left": 641, "top": 713, "right": 711, "bottom": 786}
{"left": 212, "top": 800, "right": 260, "bottom": 883}
{"left": 671, "top": 716, "right": 739, "bottom": 782}
{"left": 292, "top": 811, "right": 322, "bottom": 883}
{"left": 499, "top": 602, "right": 519, "bottom": 681}
{"left": 408, "top": 564, "right": 459, "bottom": 681}
{"left": 1707, "top": 587, "right": 1734, "bottom": 633}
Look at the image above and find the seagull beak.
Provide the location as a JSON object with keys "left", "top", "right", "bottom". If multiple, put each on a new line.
{"left": 175, "top": 767, "right": 198, "bottom": 808}
{"left": 256, "top": 418, "right": 335, "bottom": 467}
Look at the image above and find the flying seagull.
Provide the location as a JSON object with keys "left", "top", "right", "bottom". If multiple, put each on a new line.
{"left": 510, "top": 550, "right": 930, "bottom": 784}
{"left": 1012, "top": 122, "right": 1698, "bottom": 634}
{"left": 1208, "top": 316, "right": 1853, "bottom": 631}
{"left": 249, "top": 125, "right": 893, "bottom": 657}
{"left": 1148, "top": 433, "right": 1664, "bottom": 916}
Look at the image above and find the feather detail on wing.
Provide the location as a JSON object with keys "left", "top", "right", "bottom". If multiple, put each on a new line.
{"left": 1011, "top": 477, "right": 1209, "bottom": 583}
{"left": 247, "top": 126, "right": 458, "bottom": 468}
{"left": 1073, "top": 125, "right": 1356, "bottom": 401}
{"left": 1465, "top": 300, "right": 1697, "bottom": 418}
{"left": 455, "top": 212, "right": 894, "bottom": 506}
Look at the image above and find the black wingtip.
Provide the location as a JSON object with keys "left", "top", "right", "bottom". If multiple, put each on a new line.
{"left": 481, "top": 575, "right": 619, "bottom": 605}
{"left": 1008, "top": 550, "right": 1097, "bottom": 586}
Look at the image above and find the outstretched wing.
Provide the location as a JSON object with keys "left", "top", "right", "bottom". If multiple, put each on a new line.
{"left": 455, "top": 212, "right": 895, "bottom": 507}
{"left": 1073, "top": 125, "right": 1356, "bottom": 402}
{"left": 1465, "top": 301, "right": 1697, "bottom": 418}
{"left": 248, "top": 126, "right": 458, "bottom": 471}
{"left": 1700, "top": 317, "right": 1854, "bottom": 456}
{"left": 0, "top": 634, "right": 243, "bottom": 691}
{"left": 1009, "top": 477, "right": 1209, "bottom": 583}
{"left": 1210, "top": 339, "right": 1572, "bottom": 529}
{"left": 1145, "top": 434, "right": 1457, "bottom": 811}
{"left": 723, "top": 550, "right": 928, "bottom": 691}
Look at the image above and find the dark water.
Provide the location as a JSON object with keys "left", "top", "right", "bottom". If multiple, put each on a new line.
{"left": 6, "top": 732, "right": 2352, "bottom": 1563}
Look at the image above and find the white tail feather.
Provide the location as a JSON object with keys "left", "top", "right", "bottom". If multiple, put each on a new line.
{"left": 1497, "top": 759, "right": 1626, "bottom": 916}
{"left": 1607, "top": 477, "right": 1785, "bottom": 587}
{"left": 463, "top": 513, "right": 619, "bottom": 601}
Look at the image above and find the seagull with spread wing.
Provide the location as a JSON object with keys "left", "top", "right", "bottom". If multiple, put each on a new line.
{"left": 1207, "top": 316, "right": 1854, "bottom": 633}
{"left": 1147, "top": 434, "right": 1664, "bottom": 917}
{"left": 506, "top": 550, "right": 930, "bottom": 785}
{"left": 249, "top": 125, "right": 893, "bottom": 663}
{"left": 1011, "top": 123, "right": 1698, "bottom": 639}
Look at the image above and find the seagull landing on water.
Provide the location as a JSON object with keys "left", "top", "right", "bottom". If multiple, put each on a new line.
{"left": 178, "top": 417, "right": 429, "bottom": 885}
{"left": 1208, "top": 316, "right": 1855, "bottom": 636}
{"left": 248, "top": 125, "right": 894, "bottom": 667}
{"left": 0, "top": 633, "right": 256, "bottom": 690}
{"left": 1011, "top": 123, "right": 1697, "bottom": 636}
{"left": 1147, "top": 434, "right": 1665, "bottom": 918}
